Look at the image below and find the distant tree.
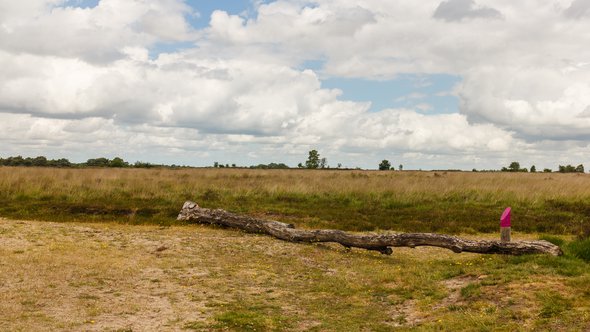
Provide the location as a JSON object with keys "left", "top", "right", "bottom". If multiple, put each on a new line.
{"left": 337, "top": 163, "right": 342, "bottom": 169}
{"left": 268, "top": 162, "right": 289, "bottom": 169}
{"left": 558, "top": 165, "right": 584, "bottom": 173}
{"left": 305, "top": 150, "right": 320, "bottom": 169}
{"left": 134, "top": 161, "right": 154, "bottom": 168}
{"left": 297, "top": 163, "right": 303, "bottom": 168}
{"left": 508, "top": 161, "right": 521, "bottom": 172}
{"left": 32, "top": 156, "right": 48, "bottom": 167}
{"left": 543, "top": 168, "right": 552, "bottom": 173}
{"left": 109, "top": 157, "right": 128, "bottom": 168}
{"left": 86, "top": 158, "right": 110, "bottom": 167}
{"left": 378, "top": 160, "right": 391, "bottom": 170}
{"left": 319, "top": 157, "right": 327, "bottom": 169}
{"left": 231, "top": 163, "right": 236, "bottom": 168}
{"left": 399, "top": 164, "right": 403, "bottom": 171}
{"left": 52, "top": 158, "right": 71, "bottom": 168}
{"left": 3, "top": 156, "right": 23, "bottom": 166}
{"left": 213, "top": 162, "right": 219, "bottom": 168}
{"left": 472, "top": 168, "right": 478, "bottom": 172}
{"left": 530, "top": 165, "right": 536, "bottom": 173}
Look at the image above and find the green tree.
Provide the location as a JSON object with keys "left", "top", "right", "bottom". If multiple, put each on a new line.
{"left": 530, "top": 165, "right": 536, "bottom": 173}
{"left": 399, "top": 164, "right": 403, "bottom": 171}
{"left": 32, "top": 156, "right": 48, "bottom": 167}
{"left": 508, "top": 161, "right": 520, "bottom": 172}
{"left": 378, "top": 160, "right": 391, "bottom": 170}
{"left": 305, "top": 150, "right": 320, "bottom": 169}
{"left": 86, "top": 158, "right": 110, "bottom": 167}
{"left": 320, "top": 157, "right": 327, "bottom": 169}
{"left": 576, "top": 164, "right": 585, "bottom": 173}
{"left": 109, "top": 157, "right": 128, "bottom": 168}
{"left": 559, "top": 164, "right": 577, "bottom": 173}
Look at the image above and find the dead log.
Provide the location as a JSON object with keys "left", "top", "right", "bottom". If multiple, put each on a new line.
{"left": 177, "top": 201, "right": 563, "bottom": 256}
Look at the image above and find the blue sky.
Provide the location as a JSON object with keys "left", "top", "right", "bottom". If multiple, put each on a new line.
{"left": 320, "top": 74, "right": 461, "bottom": 114}
{"left": 63, "top": 0, "right": 100, "bottom": 8}
{"left": 186, "top": 0, "right": 258, "bottom": 28}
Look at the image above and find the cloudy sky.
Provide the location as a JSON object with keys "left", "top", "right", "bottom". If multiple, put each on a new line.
{"left": 1, "top": 0, "right": 590, "bottom": 170}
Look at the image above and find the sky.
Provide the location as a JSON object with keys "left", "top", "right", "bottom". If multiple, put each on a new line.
{"left": 1, "top": 0, "right": 590, "bottom": 170}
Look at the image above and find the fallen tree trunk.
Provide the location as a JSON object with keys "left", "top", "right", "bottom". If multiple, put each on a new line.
{"left": 177, "top": 201, "right": 563, "bottom": 256}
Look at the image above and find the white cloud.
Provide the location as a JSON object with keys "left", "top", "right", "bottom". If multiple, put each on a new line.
{"left": 0, "top": 0, "right": 196, "bottom": 62}
{"left": 433, "top": 0, "right": 503, "bottom": 22}
{"left": 564, "top": 0, "right": 590, "bottom": 19}
{"left": 2, "top": 0, "right": 590, "bottom": 169}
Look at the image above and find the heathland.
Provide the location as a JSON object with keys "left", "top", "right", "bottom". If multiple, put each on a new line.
{"left": 1, "top": 167, "right": 590, "bottom": 330}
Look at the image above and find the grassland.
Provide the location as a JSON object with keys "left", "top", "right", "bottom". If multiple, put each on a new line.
{"left": 1, "top": 167, "right": 590, "bottom": 234}
{"left": 1, "top": 167, "right": 590, "bottom": 331}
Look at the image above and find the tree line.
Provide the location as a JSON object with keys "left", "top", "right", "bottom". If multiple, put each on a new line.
{"left": 0, "top": 155, "right": 164, "bottom": 168}
{"left": 1, "top": 153, "right": 586, "bottom": 173}
{"left": 498, "top": 161, "right": 584, "bottom": 173}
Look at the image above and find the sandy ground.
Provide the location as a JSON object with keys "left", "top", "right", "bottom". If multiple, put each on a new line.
{"left": 2, "top": 218, "right": 581, "bottom": 331}
{"left": 1, "top": 217, "right": 463, "bottom": 331}
{"left": 0, "top": 218, "right": 260, "bottom": 331}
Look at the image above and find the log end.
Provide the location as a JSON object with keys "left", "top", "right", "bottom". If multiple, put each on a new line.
{"left": 177, "top": 201, "right": 199, "bottom": 221}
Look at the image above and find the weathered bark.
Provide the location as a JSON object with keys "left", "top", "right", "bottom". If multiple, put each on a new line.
{"left": 177, "top": 201, "right": 563, "bottom": 256}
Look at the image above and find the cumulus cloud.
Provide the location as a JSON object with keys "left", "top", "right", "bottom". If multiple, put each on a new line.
{"left": 0, "top": 0, "right": 196, "bottom": 62}
{"left": 564, "top": 0, "right": 590, "bottom": 19}
{"left": 433, "top": 0, "right": 502, "bottom": 22}
{"left": 1, "top": 0, "right": 590, "bottom": 169}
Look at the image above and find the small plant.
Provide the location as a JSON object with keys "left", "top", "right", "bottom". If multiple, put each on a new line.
{"left": 460, "top": 283, "right": 482, "bottom": 299}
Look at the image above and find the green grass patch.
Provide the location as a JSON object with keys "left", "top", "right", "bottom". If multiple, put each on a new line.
{"left": 566, "top": 237, "right": 590, "bottom": 262}
{"left": 460, "top": 283, "right": 482, "bottom": 299}
{"left": 537, "top": 292, "right": 573, "bottom": 318}
{"left": 212, "top": 302, "right": 291, "bottom": 331}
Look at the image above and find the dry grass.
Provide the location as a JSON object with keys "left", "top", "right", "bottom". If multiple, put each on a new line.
{"left": 3, "top": 167, "right": 590, "bottom": 198}
{"left": 1, "top": 218, "right": 589, "bottom": 331}
{"left": 1, "top": 167, "right": 590, "bottom": 234}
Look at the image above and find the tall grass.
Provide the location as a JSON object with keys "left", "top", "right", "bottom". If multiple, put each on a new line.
{"left": 1, "top": 167, "right": 590, "bottom": 234}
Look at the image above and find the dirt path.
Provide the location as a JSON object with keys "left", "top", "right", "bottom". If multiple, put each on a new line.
{"left": 0, "top": 218, "right": 240, "bottom": 331}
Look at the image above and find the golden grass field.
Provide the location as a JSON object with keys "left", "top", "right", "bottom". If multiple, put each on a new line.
{"left": 1, "top": 167, "right": 590, "bottom": 330}
{"left": 2, "top": 167, "right": 590, "bottom": 234}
